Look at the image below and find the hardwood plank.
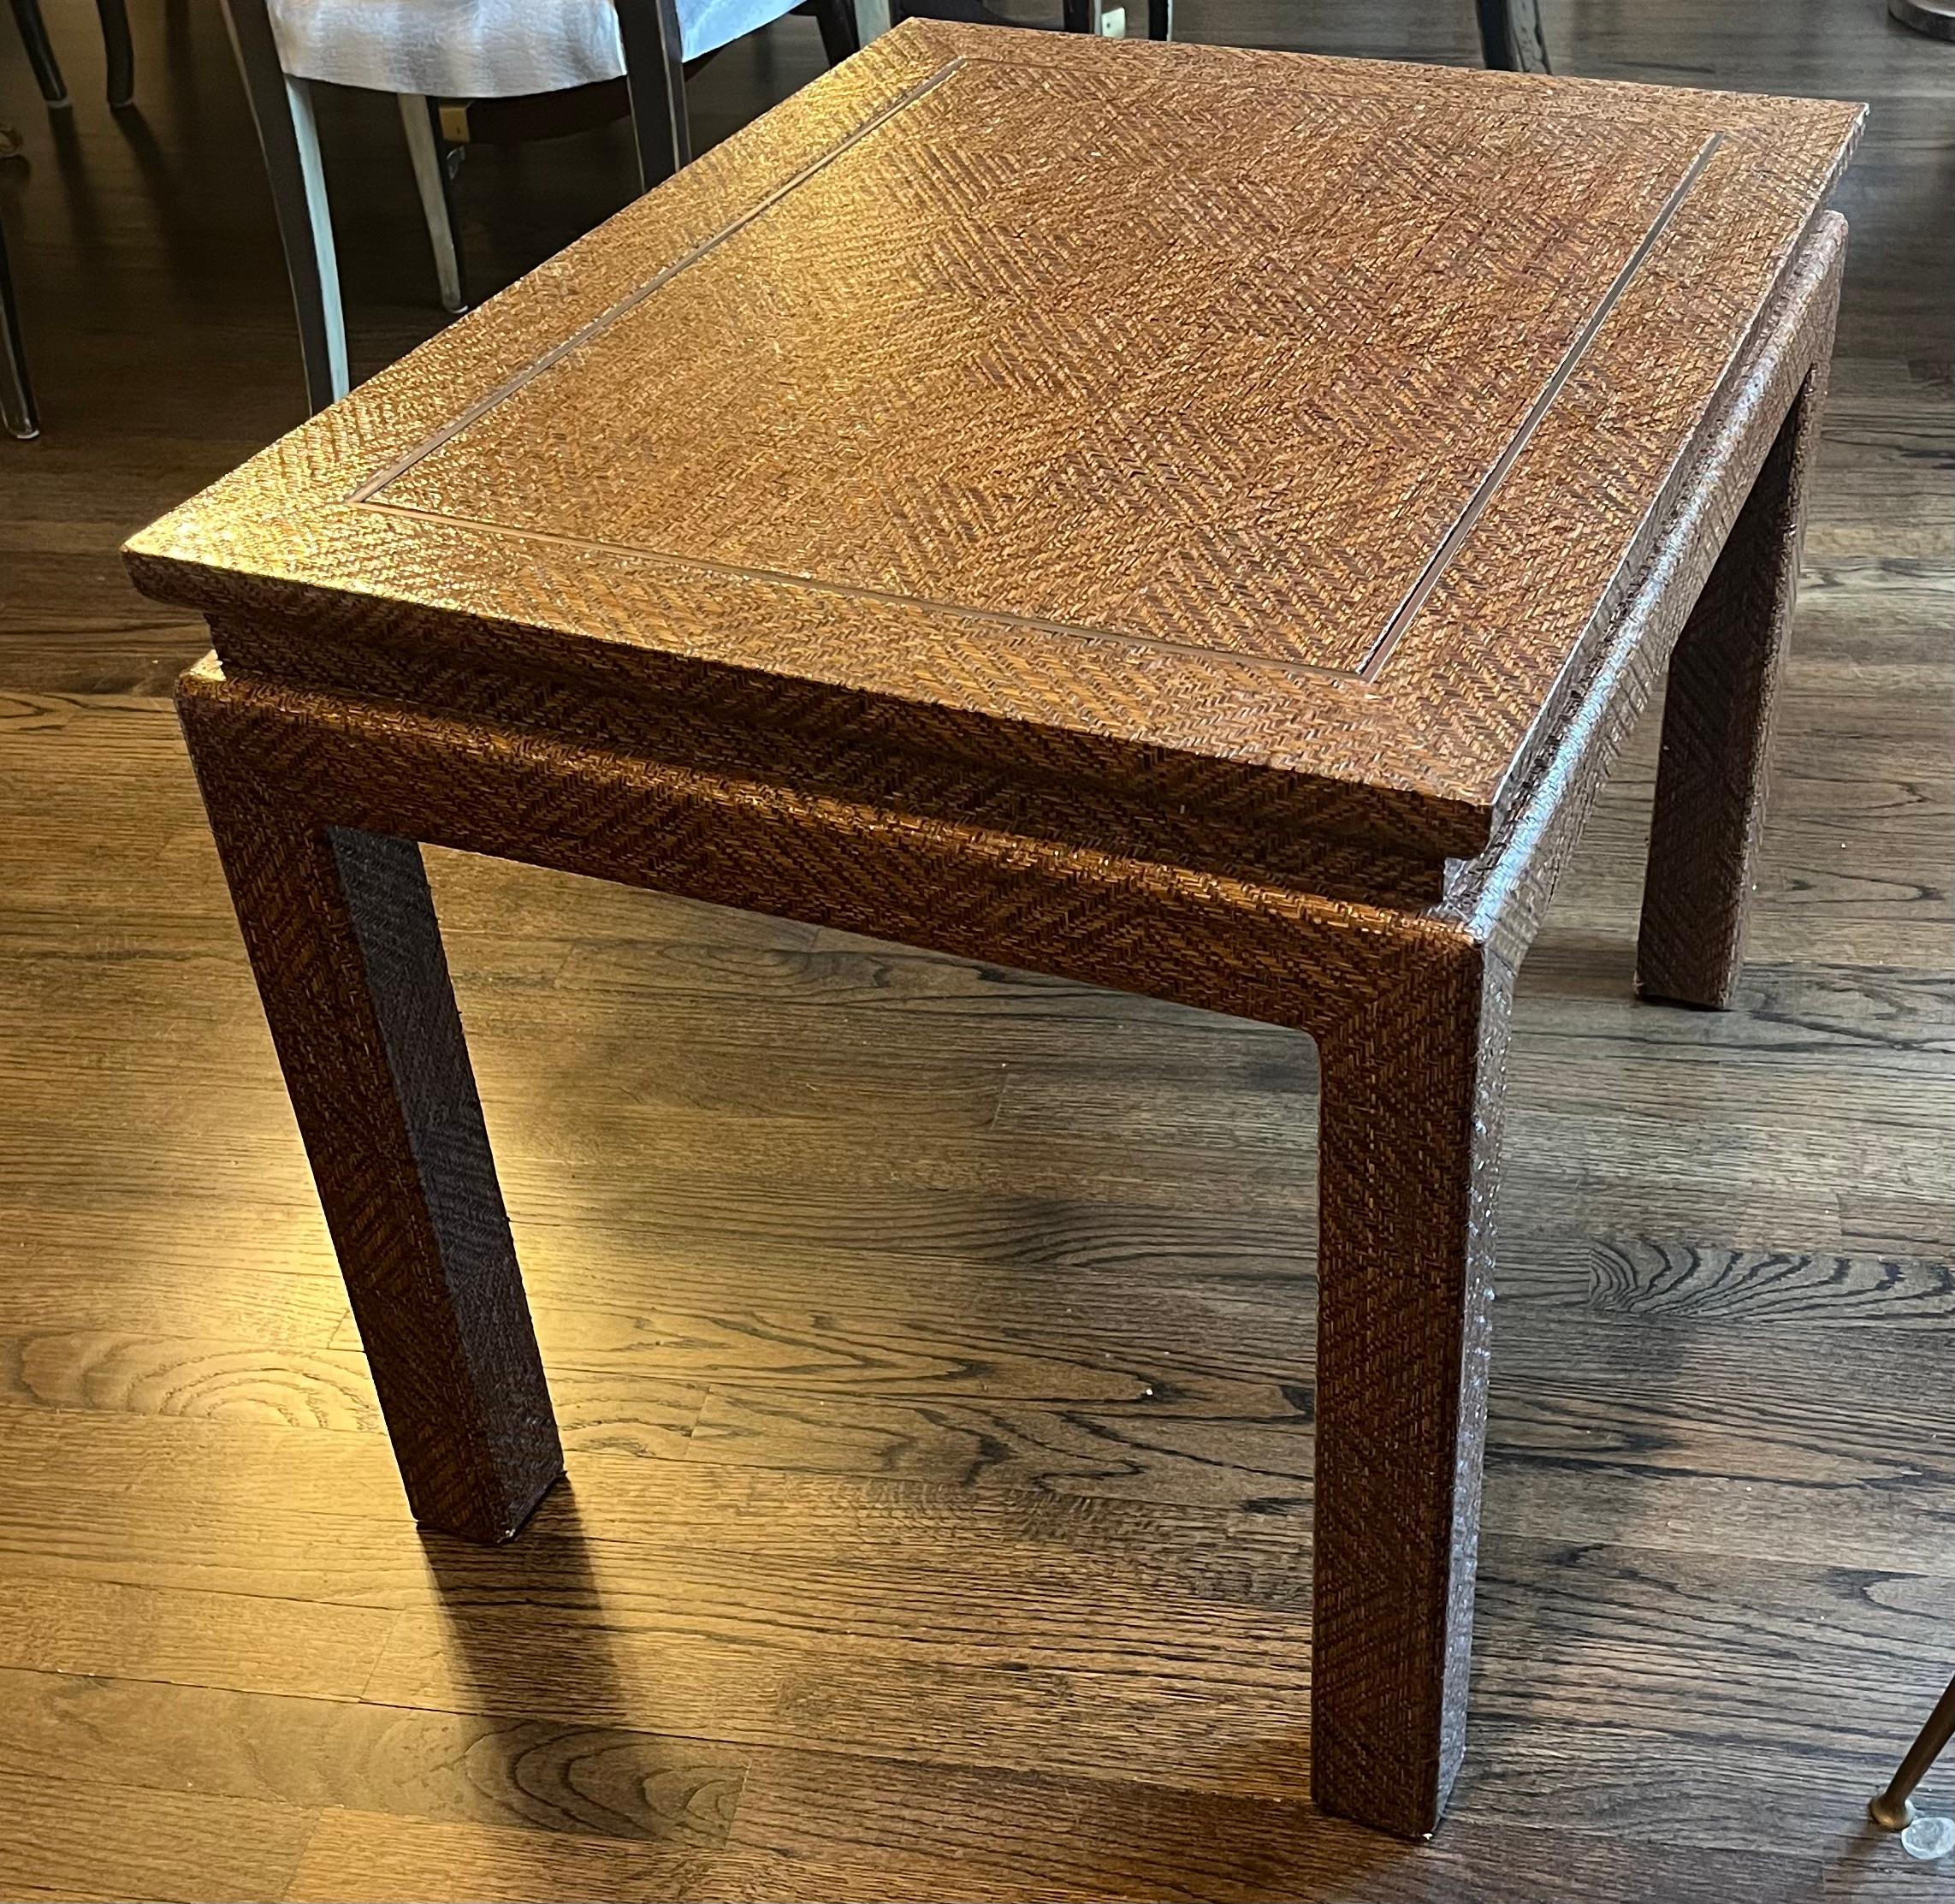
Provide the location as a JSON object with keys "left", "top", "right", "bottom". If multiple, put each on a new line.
{"left": 1579, "top": 1237, "right": 1955, "bottom": 1328}
{"left": 0, "top": 1669, "right": 746, "bottom": 1848}
{"left": 725, "top": 1744, "right": 1833, "bottom": 1901}
{"left": 0, "top": 1765, "right": 312, "bottom": 1903}
{"left": 1839, "top": 1192, "right": 1955, "bottom": 1255}
{"left": 12, "top": 1252, "right": 1955, "bottom": 1551}
{"left": 364, "top": 1613, "right": 1314, "bottom": 1801}
{"left": 0, "top": 1325, "right": 708, "bottom": 1455}
{"left": 0, "top": 1573, "right": 395, "bottom": 1699}
{"left": 348, "top": 1532, "right": 1953, "bottom": 1823}
{"left": 283, "top": 1810, "right": 968, "bottom": 1904}
{"left": 1469, "top": 1539, "right": 1954, "bottom": 1765}
{"left": 1822, "top": 1852, "right": 1955, "bottom": 1902}
{"left": 678, "top": 1380, "right": 1313, "bottom": 1506}
{"left": 288, "top": 1748, "right": 1834, "bottom": 1903}
{"left": 1460, "top": 1717, "right": 1937, "bottom": 1868}
{"left": 0, "top": 1331, "right": 384, "bottom": 1430}
{"left": 0, "top": 1405, "right": 1320, "bottom": 1609}
{"left": 0, "top": 1162, "right": 1323, "bottom": 1302}
{"left": 0, "top": 1241, "right": 347, "bottom": 1343}
{"left": 0, "top": 1382, "right": 1940, "bottom": 1598}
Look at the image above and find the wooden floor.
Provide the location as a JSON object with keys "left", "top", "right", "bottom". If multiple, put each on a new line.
{"left": 3, "top": 0, "right": 1952, "bottom": 1898}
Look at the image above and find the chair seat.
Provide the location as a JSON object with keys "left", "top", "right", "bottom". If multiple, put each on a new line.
{"left": 269, "top": 0, "right": 801, "bottom": 96}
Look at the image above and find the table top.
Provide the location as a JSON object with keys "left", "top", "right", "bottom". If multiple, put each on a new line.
{"left": 128, "top": 21, "right": 1861, "bottom": 860}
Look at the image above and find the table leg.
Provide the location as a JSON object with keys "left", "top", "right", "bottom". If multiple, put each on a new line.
{"left": 183, "top": 729, "right": 563, "bottom": 1541}
{"left": 1637, "top": 375, "right": 1819, "bottom": 1009}
{"left": 1312, "top": 932, "right": 1510, "bottom": 1838}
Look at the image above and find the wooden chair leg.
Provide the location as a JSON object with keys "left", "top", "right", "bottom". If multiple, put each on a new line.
{"left": 1637, "top": 375, "right": 1820, "bottom": 1009}
{"left": 615, "top": 0, "right": 690, "bottom": 194}
{"left": 0, "top": 213, "right": 38, "bottom": 440}
{"left": 1312, "top": 931, "right": 1510, "bottom": 1838}
{"left": 95, "top": 0, "right": 134, "bottom": 105}
{"left": 179, "top": 699, "right": 564, "bottom": 1542}
{"left": 217, "top": 0, "right": 348, "bottom": 411}
{"left": 398, "top": 92, "right": 466, "bottom": 315}
{"left": 1475, "top": 0, "right": 1549, "bottom": 71}
{"left": 8, "top": 0, "right": 68, "bottom": 104}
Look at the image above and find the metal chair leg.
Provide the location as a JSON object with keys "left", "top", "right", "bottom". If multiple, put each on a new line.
{"left": 1146, "top": 0, "right": 1171, "bottom": 39}
{"left": 217, "top": 0, "right": 348, "bottom": 412}
{"left": 277, "top": 74, "right": 349, "bottom": 405}
{"left": 1871, "top": 1672, "right": 1955, "bottom": 1831}
{"left": 614, "top": 0, "right": 690, "bottom": 194}
{"left": 0, "top": 214, "right": 39, "bottom": 440}
{"left": 95, "top": 0, "right": 134, "bottom": 105}
{"left": 1475, "top": 0, "right": 1550, "bottom": 71}
{"left": 8, "top": 0, "right": 68, "bottom": 106}
{"left": 399, "top": 93, "right": 465, "bottom": 315}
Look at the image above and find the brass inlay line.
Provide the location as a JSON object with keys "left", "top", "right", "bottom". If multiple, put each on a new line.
{"left": 1355, "top": 129, "right": 1723, "bottom": 681}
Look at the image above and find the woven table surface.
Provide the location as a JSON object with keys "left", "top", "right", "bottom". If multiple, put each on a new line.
{"left": 126, "top": 21, "right": 1862, "bottom": 858}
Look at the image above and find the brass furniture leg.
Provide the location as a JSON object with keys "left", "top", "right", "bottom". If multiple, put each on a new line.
{"left": 1870, "top": 1673, "right": 1955, "bottom": 1831}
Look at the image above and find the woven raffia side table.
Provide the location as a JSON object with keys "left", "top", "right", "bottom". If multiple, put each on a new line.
{"left": 127, "top": 24, "right": 1862, "bottom": 1839}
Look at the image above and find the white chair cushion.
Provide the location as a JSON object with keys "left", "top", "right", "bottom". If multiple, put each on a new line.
{"left": 269, "top": 0, "right": 803, "bottom": 96}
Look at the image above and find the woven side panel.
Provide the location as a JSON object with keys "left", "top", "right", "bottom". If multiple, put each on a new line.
{"left": 176, "top": 659, "right": 1466, "bottom": 1043}
{"left": 206, "top": 620, "right": 1448, "bottom": 910}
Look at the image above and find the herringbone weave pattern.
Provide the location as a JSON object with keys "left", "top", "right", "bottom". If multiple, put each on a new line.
{"left": 126, "top": 22, "right": 1862, "bottom": 858}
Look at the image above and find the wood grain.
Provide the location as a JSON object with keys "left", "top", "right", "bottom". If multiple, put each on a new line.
{"left": 0, "top": 1572, "right": 394, "bottom": 1699}
{"left": 284, "top": 1813, "right": 724, "bottom": 1904}
{"left": 0, "top": 1669, "right": 747, "bottom": 1847}
{"left": 0, "top": 1767, "right": 313, "bottom": 1903}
